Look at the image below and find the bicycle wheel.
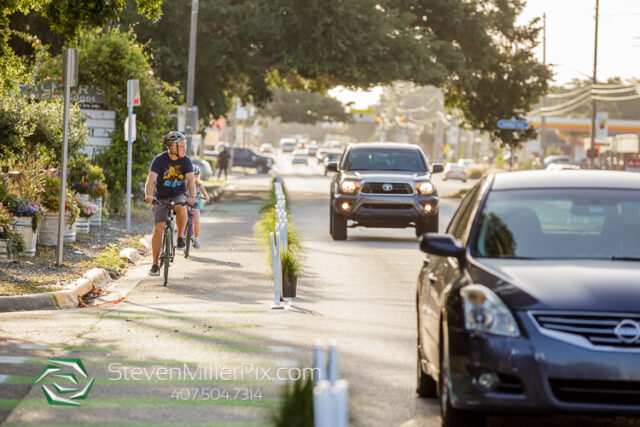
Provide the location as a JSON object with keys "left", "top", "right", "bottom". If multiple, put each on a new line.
{"left": 185, "top": 217, "right": 192, "bottom": 258}
{"left": 163, "top": 226, "right": 172, "bottom": 286}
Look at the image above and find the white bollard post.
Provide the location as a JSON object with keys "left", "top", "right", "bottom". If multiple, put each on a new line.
{"left": 328, "top": 341, "right": 339, "bottom": 386}
{"left": 313, "top": 380, "right": 331, "bottom": 427}
{"left": 269, "top": 232, "right": 283, "bottom": 309}
{"left": 283, "top": 219, "right": 288, "bottom": 252}
{"left": 331, "top": 380, "right": 349, "bottom": 427}
{"left": 314, "top": 340, "right": 326, "bottom": 384}
{"left": 275, "top": 229, "right": 283, "bottom": 298}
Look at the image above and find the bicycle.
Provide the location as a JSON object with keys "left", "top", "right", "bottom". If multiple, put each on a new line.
{"left": 154, "top": 199, "right": 186, "bottom": 286}
{"left": 184, "top": 196, "right": 206, "bottom": 259}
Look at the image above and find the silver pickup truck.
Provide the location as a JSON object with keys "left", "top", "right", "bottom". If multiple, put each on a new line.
{"left": 327, "top": 143, "right": 443, "bottom": 240}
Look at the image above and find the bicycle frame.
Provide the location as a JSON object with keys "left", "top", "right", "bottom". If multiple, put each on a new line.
{"left": 155, "top": 199, "right": 186, "bottom": 286}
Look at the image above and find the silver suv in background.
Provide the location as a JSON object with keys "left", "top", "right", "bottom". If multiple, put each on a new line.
{"left": 327, "top": 143, "right": 443, "bottom": 240}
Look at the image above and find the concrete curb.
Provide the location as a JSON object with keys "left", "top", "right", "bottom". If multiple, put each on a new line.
{"left": 0, "top": 267, "right": 111, "bottom": 313}
{"left": 0, "top": 245, "right": 145, "bottom": 313}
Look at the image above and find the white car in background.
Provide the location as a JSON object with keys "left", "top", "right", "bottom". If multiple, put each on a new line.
{"left": 443, "top": 162, "right": 468, "bottom": 182}
{"left": 546, "top": 163, "right": 581, "bottom": 171}
{"left": 292, "top": 150, "right": 309, "bottom": 165}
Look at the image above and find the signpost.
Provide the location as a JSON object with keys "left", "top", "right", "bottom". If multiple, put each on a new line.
{"left": 56, "top": 49, "right": 78, "bottom": 266}
{"left": 497, "top": 118, "right": 529, "bottom": 130}
{"left": 126, "top": 79, "right": 141, "bottom": 234}
{"left": 626, "top": 158, "right": 640, "bottom": 173}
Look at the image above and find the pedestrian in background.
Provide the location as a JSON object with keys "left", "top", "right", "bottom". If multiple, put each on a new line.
{"left": 217, "top": 145, "right": 230, "bottom": 180}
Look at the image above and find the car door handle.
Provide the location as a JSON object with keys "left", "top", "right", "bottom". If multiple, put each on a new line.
{"left": 428, "top": 272, "right": 437, "bottom": 282}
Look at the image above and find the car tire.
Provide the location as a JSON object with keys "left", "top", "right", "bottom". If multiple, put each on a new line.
{"left": 439, "top": 336, "right": 486, "bottom": 427}
{"left": 330, "top": 204, "right": 347, "bottom": 240}
{"left": 417, "top": 339, "right": 437, "bottom": 397}
{"left": 256, "top": 164, "right": 266, "bottom": 174}
{"left": 463, "top": 179, "right": 467, "bottom": 183}
{"left": 416, "top": 215, "right": 438, "bottom": 237}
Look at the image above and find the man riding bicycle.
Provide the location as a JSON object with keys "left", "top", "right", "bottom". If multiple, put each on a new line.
{"left": 144, "top": 131, "right": 197, "bottom": 276}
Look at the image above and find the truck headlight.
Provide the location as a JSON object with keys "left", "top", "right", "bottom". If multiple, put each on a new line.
{"left": 340, "top": 181, "right": 360, "bottom": 194}
{"left": 460, "top": 285, "right": 519, "bottom": 337}
{"left": 416, "top": 182, "right": 435, "bottom": 195}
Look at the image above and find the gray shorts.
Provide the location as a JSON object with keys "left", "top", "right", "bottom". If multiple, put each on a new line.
{"left": 153, "top": 194, "right": 187, "bottom": 224}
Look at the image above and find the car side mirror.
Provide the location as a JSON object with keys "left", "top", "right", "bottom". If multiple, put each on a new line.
{"left": 431, "top": 163, "right": 444, "bottom": 174}
{"left": 326, "top": 162, "right": 338, "bottom": 172}
{"left": 420, "top": 233, "right": 464, "bottom": 258}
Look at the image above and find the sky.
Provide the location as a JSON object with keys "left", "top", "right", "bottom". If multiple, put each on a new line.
{"left": 329, "top": 0, "right": 640, "bottom": 109}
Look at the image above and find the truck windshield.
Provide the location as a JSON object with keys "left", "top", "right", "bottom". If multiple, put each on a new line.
{"left": 342, "top": 149, "right": 427, "bottom": 172}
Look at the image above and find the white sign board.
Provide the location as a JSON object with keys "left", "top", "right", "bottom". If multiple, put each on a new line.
{"left": 124, "top": 114, "right": 136, "bottom": 141}
{"left": 79, "top": 109, "right": 116, "bottom": 160}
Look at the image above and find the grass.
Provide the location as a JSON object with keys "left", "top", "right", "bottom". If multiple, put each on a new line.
{"left": 252, "top": 178, "right": 303, "bottom": 279}
{"left": 270, "top": 377, "right": 314, "bottom": 427}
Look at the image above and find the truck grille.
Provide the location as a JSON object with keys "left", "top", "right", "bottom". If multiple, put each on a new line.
{"left": 529, "top": 311, "right": 640, "bottom": 350}
{"left": 361, "top": 204, "right": 413, "bottom": 210}
{"left": 361, "top": 183, "right": 413, "bottom": 194}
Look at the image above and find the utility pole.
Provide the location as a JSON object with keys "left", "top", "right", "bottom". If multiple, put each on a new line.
{"left": 185, "top": 0, "right": 199, "bottom": 154}
{"left": 540, "top": 13, "right": 547, "bottom": 157}
{"left": 589, "top": 0, "right": 599, "bottom": 169}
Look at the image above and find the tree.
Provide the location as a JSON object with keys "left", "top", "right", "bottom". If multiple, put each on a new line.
{"left": 31, "top": 28, "right": 179, "bottom": 211}
{"left": 260, "top": 90, "right": 352, "bottom": 124}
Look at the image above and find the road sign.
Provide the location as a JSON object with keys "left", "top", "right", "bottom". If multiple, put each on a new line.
{"left": 497, "top": 119, "right": 529, "bottom": 130}
{"left": 127, "top": 79, "right": 140, "bottom": 108}
{"left": 124, "top": 114, "right": 136, "bottom": 141}
{"left": 62, "top": 49, "right": 78, "bottom": 87}
{"left": 595, "top": 111, "right": 608, "bottom": 141}
{"left": 626, "top": 158, "right": 640, "bottom": 172}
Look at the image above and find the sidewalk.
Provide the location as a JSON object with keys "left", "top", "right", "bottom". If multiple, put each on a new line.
{"left": 0, "top": 176, "right": 315, "bottom": 426}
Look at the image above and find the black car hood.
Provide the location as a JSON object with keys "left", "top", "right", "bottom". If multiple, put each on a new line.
{"left": 472, "top": 259, "right": 640, "bottom": 312}
{"left": 341, "top": 170, "right": 431, "bottom": 180}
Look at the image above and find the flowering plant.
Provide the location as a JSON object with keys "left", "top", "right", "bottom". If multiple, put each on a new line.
{"left": 0, "top": 203, "right": 15, "bottom": 238}
{"left": 72, "top": 180, "right": 91, "bottom": 194}
{"left": 6, "top": 197, "right": 43, "bottom": 231}
{"left": 78, "top": 200, "right": 97, "bottom": 218}
{"left": 88, "top": 182, "right": 107, "bottom": 199}
{"left": 41, "top": 175, "right": 79, "bottom": 225}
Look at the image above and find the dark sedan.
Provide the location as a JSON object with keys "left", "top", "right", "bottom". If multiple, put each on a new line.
{"left": 416, "top": 170, "right": 640, "bottom": 426}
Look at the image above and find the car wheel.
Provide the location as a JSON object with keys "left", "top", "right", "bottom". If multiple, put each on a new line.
{"left": 330, "top": 204, "right": 347, "bottom": 240}
{"left": 417, "top": 338, "right": 437, "bottom": 397}
{"left": 463, "top": 179, "right": 467, "bottom": 183}
{"left": 416, "top": 215, "right": 438, "bottom": 237}
{"left": 439, "top": 337, "right": 486, "bottom": 427}
{"left": 256, "top": 164, "right": 266, "bottom": 174}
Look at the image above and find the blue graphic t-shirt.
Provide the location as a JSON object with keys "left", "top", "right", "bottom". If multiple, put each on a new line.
{"left": 150, "top": 152, "right": 194, "bottom": 198}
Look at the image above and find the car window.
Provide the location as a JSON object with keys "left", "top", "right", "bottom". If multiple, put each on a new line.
{"left": 448, "top": 184, "right": 482, "bottom": 242}
{"left": 474, "top": 188, "right": 640, "bottom": 259}
{"left": 342, "top": 149, "right": 426, "bottom": 172}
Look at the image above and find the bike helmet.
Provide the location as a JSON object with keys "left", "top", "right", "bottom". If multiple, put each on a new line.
{"left": 193, "top": 165, "right": 201, "bottom": 175}
{"left": 163, "top": 131, "right": 186, "bottom": 150}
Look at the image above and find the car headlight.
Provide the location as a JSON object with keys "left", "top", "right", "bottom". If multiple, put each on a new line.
{"left": 416, "top": 182, "right": 435, "bottom": 195}
{"left": 460, "top": 284, "right": 519, "bottom": 337}
{"left": 340, "top": 180, "right": 360, "bottom": 194}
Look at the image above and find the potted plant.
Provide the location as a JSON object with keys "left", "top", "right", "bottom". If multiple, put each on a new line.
{"left": 39, "top": 174, "right": 79, "bottom": 246}
{"left": 5, "top": 194, "right": 42, "bottom": 257}
{"left": 87, "top": 165, "right": 107, "bottom": 228}
{"left": 0, "top": 203, "right": 26, "bottom": 261}
{"left": 281, "top": 249, "right": 301, "bottom": 298}
{"left": 76, "top": 199, "right": 96, "bottom": 234}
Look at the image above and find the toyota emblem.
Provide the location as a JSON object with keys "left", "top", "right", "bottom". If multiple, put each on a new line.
{"left": 614, "top": 319, "right": 640, "bottom": 343}
{"left": 382, "top": 183, "right": 393, "bottom": 192}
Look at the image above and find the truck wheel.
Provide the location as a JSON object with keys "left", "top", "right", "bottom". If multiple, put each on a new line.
{"left": 330, "top": 205, "right": 347, "bottom": 240}
{"left": 416, "top": 215, "right": 438, "bottom": 237}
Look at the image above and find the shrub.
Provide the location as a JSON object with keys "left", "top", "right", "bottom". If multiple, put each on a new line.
{"left": 468, "top": 166, "right": 488, "bottom": 179}
{"left": 9, "top": 155, "right": 48, "bottom": 205}
{"left": 270, "top": 377, "right": 314, "bottom": 427}
{"left": 281, "top": 249, "right": 301, "bottom": 280}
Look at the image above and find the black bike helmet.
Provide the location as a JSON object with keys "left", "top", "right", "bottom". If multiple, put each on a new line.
{"left": 163, "top": 131, "right": 186, "bottom": 150}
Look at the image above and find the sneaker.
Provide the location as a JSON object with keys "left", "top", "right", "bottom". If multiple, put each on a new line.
{"left": 193, "top": 238, "right": 201, "bottom": 249}
{"left": 176, "top": 237, "right": 186, "bottom": 251}
{"left": 148, "top": 264, "right": 160, "bottom": 276}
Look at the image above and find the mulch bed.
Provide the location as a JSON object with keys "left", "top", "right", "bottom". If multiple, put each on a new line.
{"left": 0, "top": 207, "right": 153, "bottom": 296}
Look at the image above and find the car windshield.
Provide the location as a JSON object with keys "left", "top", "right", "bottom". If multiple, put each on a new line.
{"left": 474, "top": 189, "right": 640, "bottom": 260}
{"left": 343, "top": 149, "right": 427, "bottom": 172}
